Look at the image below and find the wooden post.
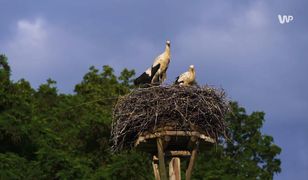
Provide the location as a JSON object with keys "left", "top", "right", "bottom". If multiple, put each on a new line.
{"left": 134, "top": 131, "right": 215, "bottom": 180}
{"left": 185, "top": 141, "right": 199, "bottom": 180}
{"left": 152, "top": 158, "right": 161, "bottom": 180}
{"left": 169, "top": 157, "right": 181, "bottom": 180}
{"left": 157, "top": 138, "right": 168, "bottom": 180}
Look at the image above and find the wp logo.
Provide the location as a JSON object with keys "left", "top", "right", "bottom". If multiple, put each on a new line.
{"left": 278, "top": 15, "right": 294, "bottom": 24}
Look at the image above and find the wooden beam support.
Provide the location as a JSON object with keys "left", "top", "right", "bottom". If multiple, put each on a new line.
{"left": 186, "top": 141, "right": 199, "bottom": 180}
{"left": 134, "top": 131, "right": 215, "bottom": 147}
{"left": 152, "top": 158, "right": 161, "bottom": 180}
{"left": 165, "top": 151, "right": 191, "bottom": 157}
{"left": 169, "top": 157, "right": 181, "bottom": 180}
{"left": 134, "top": 131, "right": 215, "bottom": 180}
{"left": 157, "top": 138, "right": 168, "bottom": 180}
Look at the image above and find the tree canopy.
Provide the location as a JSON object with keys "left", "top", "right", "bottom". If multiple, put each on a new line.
{"left": 0, "top": 54, "right": 281, "bottom": 179}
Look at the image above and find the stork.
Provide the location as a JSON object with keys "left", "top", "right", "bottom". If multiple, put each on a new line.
{"left": 174, "top": 65, "right": 196, "bottom": 86}
{"left": 134, "top": 40, "right": 171, "bottom": 85}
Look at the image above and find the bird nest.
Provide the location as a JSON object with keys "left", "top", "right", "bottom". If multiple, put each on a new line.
{"left": 111, "top": 85, "right": 229, "bottom": 152}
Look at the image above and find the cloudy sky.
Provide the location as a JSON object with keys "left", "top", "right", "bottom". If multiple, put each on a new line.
{"left": 0, "top": 0, "right": 307, "bottom": 179}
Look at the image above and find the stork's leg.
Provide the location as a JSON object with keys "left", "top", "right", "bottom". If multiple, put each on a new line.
{"left": 151, "top": 69, "right": 161, "bottom": 84}
{"left": 161, "top": 72, "right": 167, "bottom": 83}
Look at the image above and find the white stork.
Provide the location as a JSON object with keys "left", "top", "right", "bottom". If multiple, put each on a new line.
{"left": 134, "top": 40, "right": 171, "bottom": 85}
{"left": 174, "top": 65, "right": 196, "bottom": 86}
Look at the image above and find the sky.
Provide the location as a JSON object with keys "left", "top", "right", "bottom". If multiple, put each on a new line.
{"left": 0, "top": 0, "right": 307, "bottom": 179}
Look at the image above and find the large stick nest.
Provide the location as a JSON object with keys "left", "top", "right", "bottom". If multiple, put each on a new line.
{"left": 111, "top": 85, "right": 229, "bottom": 152}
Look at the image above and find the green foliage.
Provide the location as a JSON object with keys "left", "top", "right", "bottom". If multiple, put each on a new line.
{"left": 0, "top": 54, "right": 11, "bottom": 84}
{"left": 0, "top": 153, "right": 33, "bottom": 180}
{"left": 0, "top": 56, "right": 281, "bottom": 179}
{"left": 193, "top": 102, "right": 281, "bottom": 180}
{"left": 95, "top": 151, "right": 152, "bottom": 180}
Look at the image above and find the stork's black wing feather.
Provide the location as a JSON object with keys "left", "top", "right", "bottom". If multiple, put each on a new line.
{"left": 174, "top": 76, "right": 183, "bottom": 84}
{"left": 134, "top": 64, "right": 161, "bottom": 86}
{"left": 150, "top": 64, "right": 160, "bottom": 78}
{"left": 134, "top": 72, "right": 151, "bottom": 85}
{"left": 150, "top": 64, "right": 161, "bottom": 84}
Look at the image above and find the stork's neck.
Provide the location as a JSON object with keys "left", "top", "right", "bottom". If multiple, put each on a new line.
{"left": 165, "top": 45, "right": 170, "bottom": 57}
{"left": 190, "top": 68, "right": 195, "bottom": 75}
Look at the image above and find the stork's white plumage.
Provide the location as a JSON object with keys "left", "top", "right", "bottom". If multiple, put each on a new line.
{"left": 134, "top": 41, "right": 171, "bottom": 85}
{"left": 174, "top": 65, "right": 196, "bottom": 86}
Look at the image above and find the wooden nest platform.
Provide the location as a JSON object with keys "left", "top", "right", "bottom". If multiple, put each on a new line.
{"left": 111, "top": 85, "right": 229, "bottom": 179}
{"left": 135, "top": 127, "right": 215, "bottom": 180}
{"left": 111, "top": 85, "right": 229, "bottom": 152}
{"left": 134, "top": 126, "right": 215, "bottom": 155}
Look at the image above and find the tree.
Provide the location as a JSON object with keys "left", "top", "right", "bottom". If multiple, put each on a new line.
{"left": 0, "top": 55, "right": 281, "bottom": 179}
{"left": 0, "top": 55, "right": 36, "bottom": 160}
{"left": 0, "top": 54, "right": 11, "bottom": 84}
{"left": 193, "top": 102, "right": 281, "bottom": 179}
